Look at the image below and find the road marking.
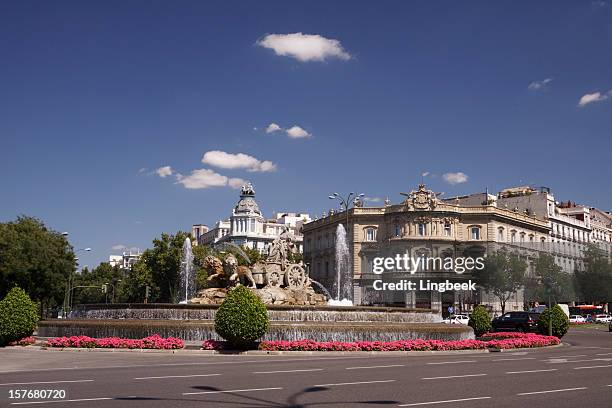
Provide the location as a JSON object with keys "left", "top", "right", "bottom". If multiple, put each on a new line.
{"left": 183, "top": 387, "right": 282, "bottom": 395}
{"left": 427, "top": 360, "right": 476, "bottom": 365}
{"left": 10, "top": 398, "right": 113, "bottom": 405}
{"left": 596, "top": 352, "right": 612, "bottom": 356}
{"left": 492, "top": 357, "right": 535, "bottom": 362}
{"left": 422, "top": 374, "right": 487, "bottom": 380}
{"left": 0, "top": 380, "right": 94, "bottom": 386}
{"left": 346, "top": 364, "right": 405, "bottom": 370}
{"left": 506, "top": 369, "right": 558, "bottom": 374}
{"left": 518, "top": 387, "right": 587, "bottom": 396}
{"left": 314, "top": 379, "right": 396, "bottom": 387}
{"left": 573, "top": 364, "right": 612, "bottom": 370}
{"left": 398, "top": 396, "right": 491, "bottom": 406}
{"left": 134, "top": 374, "right": 221, "bottom": 380}
{"left": 253, "top": 368, "right": 323, "bottom": 374}
{"left": 556, "top": 354, "right": 587, "bottom": 358}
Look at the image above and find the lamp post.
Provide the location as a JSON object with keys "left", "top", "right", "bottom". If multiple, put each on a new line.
{"left": 61, "top": 235, "right": 92, "bottom": 317}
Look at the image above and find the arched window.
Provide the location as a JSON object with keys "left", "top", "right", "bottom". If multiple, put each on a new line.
{"left": 394, "top": 224, "right": 401, "bottom": 237}
{"left": 510, "top": 230, "right": 517, "bottom": 243}
{"left": 497, "top": 227, "right": 505, "bottom": 242}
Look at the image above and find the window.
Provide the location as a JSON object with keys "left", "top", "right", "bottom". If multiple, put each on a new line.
{"left": 444, "top": 222, "right": 452, "bottom": 237}
{"left": 510, "top": 230, "right": 517, "bottom": 243}
{"left": 365, "top": 227, "right": 377, "bottom": 242}
{"left": 520, "top": 232, "right": 525, "bottom": 243}
{"left": 418, "top": 223, "right": 426, "bottom": 236}
{"left": 250, "top": 219, "right": 255, "bottom": 232}
{"left": 470, "top": 226, "right": 480, "bottom": 240}
{"left": 497, "top": 227, "right": 505, "bottom": 242}
{"left": 394, "top": 224, "right": 401, "bottom": 237}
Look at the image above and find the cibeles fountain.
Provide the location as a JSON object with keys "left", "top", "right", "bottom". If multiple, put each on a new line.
{"left": 39, "top": 184, "right": 473, "bottom": 343}
{"left": 187, "top": 227, "right": 328, "bottom": 307}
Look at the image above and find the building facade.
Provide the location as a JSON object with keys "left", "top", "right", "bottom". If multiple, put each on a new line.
{"left": 108, "top": 250, "right": 142, "bottom": 271}
{"left": 303, "top": 184, "right": 550, "bottom": 316}
{"left": 192, "top": 183, "right": 311, "bottom": 254}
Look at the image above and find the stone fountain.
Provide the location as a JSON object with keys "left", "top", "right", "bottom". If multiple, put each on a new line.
{"left": 189, "top": 227, "right": 327, "bottom": 306}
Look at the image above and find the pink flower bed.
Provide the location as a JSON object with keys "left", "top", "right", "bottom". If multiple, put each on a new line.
{"left": 201, "top": 332, "right": 560, "bottom": 352}
{"left": 8, "top": 336, "right": 36, "bottom": 346}
{"left": 45, "top": 335, "right": 184, "bottom": 350}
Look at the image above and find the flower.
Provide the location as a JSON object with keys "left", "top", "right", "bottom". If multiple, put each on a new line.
{"left": 44, "top": 335, "right": 184, "bottom": 350}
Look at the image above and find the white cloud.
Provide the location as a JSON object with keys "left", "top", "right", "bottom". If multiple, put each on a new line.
{"left": 257, "top": 32, "right": 352, "bottom": 62}
{"left": 228, "top": 178, "right": 247, "bottom": 189}
{"left": 175, "top": 169, "right": 232, "bottom": 189}
{"left": 201, "top": 151, "right": 277, "bottom": 172}
{"left": 155, "top": 166, "right": 173, "bottom": 178}
{"left": 442, "top": 172, "right": 469, "bottom": 185}
{"left": 111, "top": 244, "right": 126, "bottom": 251}
{"left": 364, "top": 197, "right": 382, "bottom": 203}
{"left": 265, "top": 123, "right": 282, "bottom": 133}
{"left": 578, "top": 90, "right": 611, "bottom": 107}
{"left": 286, "top": 125, "right": 311, "bottom": 139}
{"left": 528, "top": 78, "right": 553, "bottom": 91}
{"left": 421, "top": 171, "right": 430, "bottom": 177}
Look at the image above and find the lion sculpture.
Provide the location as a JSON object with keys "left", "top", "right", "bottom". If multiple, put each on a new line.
{"left": 205, "top": 254, "right": 256, "bottom": 288}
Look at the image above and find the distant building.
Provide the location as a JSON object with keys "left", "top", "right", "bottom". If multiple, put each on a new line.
{"left": 109, "top": 250, "right": 142, "bottom": 270}
{"left": 192, "top": 183, "right": 311, "bottom": 254}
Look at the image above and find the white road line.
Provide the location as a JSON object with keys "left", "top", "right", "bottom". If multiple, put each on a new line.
{"left": 422, "top": 374, "right": 487, "bottom": 380}
{"left": 134, "top": 374, "right": 221, "bottom": 380}
{"left": 398, "top": 396, "right": 491, "bottom": 406}
{"left": 314, "top": 380, "right": 396, "bottom": 387}
{"left": 427, "top": 360, "right": 476, "bottom": 365}
{"left": 253, "top": 369, "right": 323, "bottom": 374}
{"left": 492, "top": 357, "right": 535, "bottom": 362}
{"left": 0, "top": 380, "right": 94, "bottom": 386}
{"left": 555, "top": 354, "right": 587, "bottom": 358}
{"left": 518, "top": 387, "right": 587, "bottom": 396}
{"left": 183, "top": 387, "right": 282, "bottom": 395}
{"left": 573, "top": 364, "right": 612, "bottom": 370}
{"left": 346, "top": 364, "right": 405, "bottom": 370}
{"left": 506, "top": 369, "right": 558, "bottom": 374}
{"left": 10, "top": 398, "right": 113, "bottom": 405}
{"left": 596, "top": 352, "right": 612, "bottom": 356}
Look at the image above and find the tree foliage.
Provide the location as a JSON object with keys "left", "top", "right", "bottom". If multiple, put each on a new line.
{"left": 0, "top": 216, "right": 76, "bottom": 316}
{"left": 473, "top": 250, "right": 527, "bottom": 314}
{"left": 0, "top": 287, "right": 39, "bottom": 346}
{"left": 524, "top": 253, "right": 575, "bottom": 304}
{"left": 214, "top": 285, "right": 269, "bottom": 349}
{"left": 574, "top": 244, "right": 612, "bottom": 303}
{"left": 468, "top": 305, "right": 492, "bottom": 337}
{"left": 537, "top": 305, "right": 569, "bottom": 338}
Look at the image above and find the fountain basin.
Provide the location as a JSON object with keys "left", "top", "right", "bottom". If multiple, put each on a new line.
{"left": 37, "top": 303, "right": 473, "bottom": 342}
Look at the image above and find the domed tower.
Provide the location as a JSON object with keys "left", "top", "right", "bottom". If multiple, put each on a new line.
{"left": 230, "top": 183, "right": 264, "bottom": 246}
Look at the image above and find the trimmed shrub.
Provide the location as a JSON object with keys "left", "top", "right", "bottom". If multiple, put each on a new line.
{"left": 468, "top": 305, "right": 491, "bottom": 337}
{"left": 537, "top": 305, "right": 569, "bottom": 338}
{"left": 0, "top": 287, "right": 39, "bottom": 346}
{"left": 214, "top": 285, "right": 269, "bottom": 349}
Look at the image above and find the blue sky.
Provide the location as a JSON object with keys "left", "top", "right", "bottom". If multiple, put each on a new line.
{"left": 1, "top": 1, "right": 611, "bottom": 269}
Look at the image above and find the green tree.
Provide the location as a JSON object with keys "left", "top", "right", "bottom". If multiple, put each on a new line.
{"left": 574, "top": 244, "right": 612, "bottom": 304}
{"left": 120, "top": 231, "right": 208, "bottom": 303}
{"left": 537, "top": 305, "right": 570, "bottom": 338}
{"left": 473, "top": 250, "right": 527, "bottom": 315}
{"left": 0, "top": 287, "right": 39, "bottom": 346}
{"left": 71, "top": 263, "right": 124, "bottom": 304}
{"left": 468, "top": 305, "right": 492, "bottom": 337}
{"left": 525, "top": 253, "right": 575, "bottom": 304}
{"left": 0, "top": 216, "right": 76, "bottom": 317}
{"left": 214, "top": 285, "right": 269, "bottom": 349}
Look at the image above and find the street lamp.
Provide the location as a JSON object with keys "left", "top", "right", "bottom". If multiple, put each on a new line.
{"left": 61, "top": 236, "right": 93, "bottom": 317}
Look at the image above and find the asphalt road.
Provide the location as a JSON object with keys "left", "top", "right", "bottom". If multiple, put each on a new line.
{"left": 1, "top": 327, "right": 611, "bottom": 408}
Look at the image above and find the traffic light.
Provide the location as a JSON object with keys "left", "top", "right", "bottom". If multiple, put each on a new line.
{"left": 144, "top": 285, "right": 150, "bottom": 303}
{"left": 101, "top": 284, "right": 108, "bottom": 294}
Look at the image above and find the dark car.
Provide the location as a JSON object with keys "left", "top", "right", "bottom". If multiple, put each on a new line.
{"left": 492, "top": 311, "right": 540, "bottom": 332}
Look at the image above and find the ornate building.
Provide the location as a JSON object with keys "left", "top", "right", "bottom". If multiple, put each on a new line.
{"left": 303, "top": 184, "right": 550, "bottom": 316}
{"left": 192, "top": 183, "right": 311, "bottom": 254}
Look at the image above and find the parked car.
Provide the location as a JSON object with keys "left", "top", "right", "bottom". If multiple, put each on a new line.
{"left": 443, "top": 314, "right": 470, "bottom": 325}
{"left": 569, "top": 315, "right": 586, "bottom": 323}
{"left": 594, "top": 314, "right": 612, "bottom": 324}
{"left": 492, "top": 311, "right": 540, "bottom": 332}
